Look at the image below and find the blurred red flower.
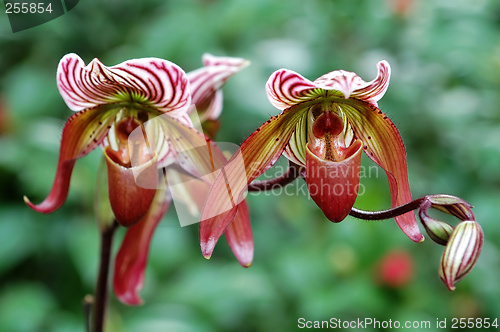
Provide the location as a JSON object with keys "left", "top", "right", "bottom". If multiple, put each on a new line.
{"left": 376, "top": 250, "right": 414, "bottom": 288}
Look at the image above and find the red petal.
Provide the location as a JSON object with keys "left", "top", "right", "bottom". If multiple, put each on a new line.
{"left": 224, "top": 201, "right": 253, "bottom": 267}
{"left": 113, "top": 189, "right": 170, "bottom": 305}
{"left": 306, "top": 140, "right": 363, "bottom": 222}
{"left": 24, "top": 105, "right": 119, "bottom": 213}
{"left": 105, "top": 146, "right": 157, "bottom": 227}
{"left": 200, "top": 103, "right": 309, "bottom": 257}
{"left": 341, "top": 99, "right": 424, "bottom": 242}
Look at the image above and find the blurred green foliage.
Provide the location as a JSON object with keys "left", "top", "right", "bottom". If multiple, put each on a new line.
{"left": 1, "top": 0, "right": 500, "bottom": 331}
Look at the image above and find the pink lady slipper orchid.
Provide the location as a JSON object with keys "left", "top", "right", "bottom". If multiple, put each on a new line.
{"left": 199, "top": 61, "right": 424, "bottom": 259}
{"left": 23, "top": 53, "right": 252, "bottom": 305}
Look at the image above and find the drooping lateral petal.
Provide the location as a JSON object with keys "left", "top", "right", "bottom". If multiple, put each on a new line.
{"left": 266, "top": 69, "right": 325, "bottom": 110}
{"left": 188, "top": 54, "right": 249, "bottom": 121}
{"left": 314, "top": 61, "right": 390, "bottom": 107}
{"left": 340, "top": 98, "right": 424, "bottom": 242}
{"left": 167, "top": 167, "right": 254, "bottom": 267}
{"left": 200, "top": 102, "right": 310, "bottom": 258}
{"left": 224, "top": 201, "right": 253, "bottom": 267}
{"left": 24, "top": 105, "right": 120, "bottom": 213}
{"left": 57, "top": 53, "right": 191, "bottom": 115}
{"left": 113, "top": 188, "right": 170, "bottom": 306}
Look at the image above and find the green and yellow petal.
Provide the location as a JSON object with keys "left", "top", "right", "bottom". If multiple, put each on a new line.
{"left": 24, "top": 104, "right": 120, "bottom": 213}
{"left": 340, "top": 98, "right": 424, "bottom": 242}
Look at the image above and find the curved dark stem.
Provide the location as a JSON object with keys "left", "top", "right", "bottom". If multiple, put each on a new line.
{"left": 349, "top": 197, "right": 426, "bottom": 220}
{"left": 248, "top": 161, "right": 304, "bottom": 192}
{"left": 93, "top": 221, "right": 118, "bottom": 332}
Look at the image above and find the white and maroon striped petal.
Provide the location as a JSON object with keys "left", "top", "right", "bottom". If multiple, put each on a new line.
{"left": 266, "top": 69, "right": 323, "bottom": 111}
{"left": 350, "top": 61, "right": 390, "bottom": 106}
{"left": 187, "top": 53, "right": 249, "bottom": 121}
{"left": 57, "top": 53, "right": 191, "bottom": 114}
{"left": 266, "top": 61, "right": 391, "bottom": 110}
{"left": 314, "top": 61, "right": 391, "bottom": 107}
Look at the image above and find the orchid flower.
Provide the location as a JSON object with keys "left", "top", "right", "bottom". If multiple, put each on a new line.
{"left": 199, "top": 61, "right": 424, "bottom": 260}
{"left": 187, "top": 53, "right": 249, "bottom": 138}
{"left": 24, "top": 53, "right": 251, "bottom": 305}
{"left": 199, "top": 61, "right": 483, "bottom": 290}
{"left": 23, "top": 53, "right": 194, "bottom": 223}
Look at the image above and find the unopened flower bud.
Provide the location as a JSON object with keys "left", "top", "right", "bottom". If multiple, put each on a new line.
{"left": 426, "top": 194, "right": 475, "bottom": 221}
{"left": 419, "top": 208, "right": 454, "bottom": 245}
{"left": 439, "top": 220, "right": 483, "bottom": 291}
{"left": 418, "top": 195, "right": 476, "bottom": 245}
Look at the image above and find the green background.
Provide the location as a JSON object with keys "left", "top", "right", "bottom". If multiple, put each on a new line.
{"left": 1, "top": 0, "right": 499, "bottom": 331}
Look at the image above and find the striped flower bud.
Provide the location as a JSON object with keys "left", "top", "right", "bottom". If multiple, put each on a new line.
{"left": 439, "top": 220, "right": 483, "bottom": 291}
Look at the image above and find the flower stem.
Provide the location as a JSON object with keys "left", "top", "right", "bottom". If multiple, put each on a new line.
{"left": 247, "top": 167, "right": 470, "bottom": 226}
{"left": 93, "top": 221, "right": 118, "bottom": 332}
{"left": 349, "top": 198, "right": 425, "bottom": 220}
{"left": 247, "top": 161, "right": 303, "bottom": 192}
